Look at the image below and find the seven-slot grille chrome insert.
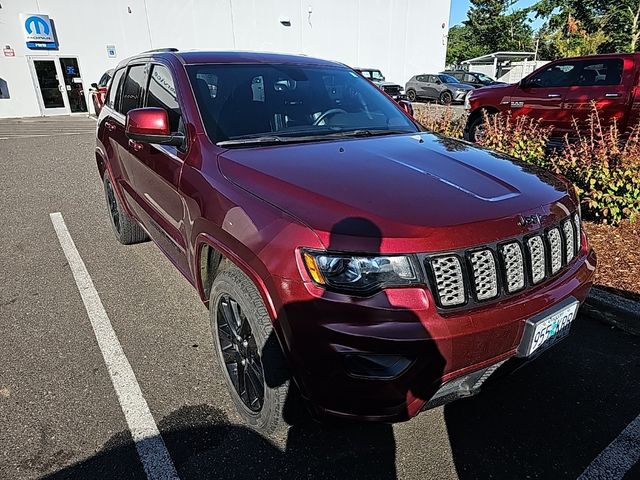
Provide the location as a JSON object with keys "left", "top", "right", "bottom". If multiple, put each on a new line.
{"left": 426, "top": 214, "right": 582, "bottom": 308}
{"left": 430, "top": 256, "right": 465, "bottom": 307}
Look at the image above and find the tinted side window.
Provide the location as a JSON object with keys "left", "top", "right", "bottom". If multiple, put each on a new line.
{"left": 464, "top": 74, "right": 476, "bottom": 83}
{"left": 98, "top": 71, "right": 112, "bottom": 88}
{"left": 119, "top": 65, "right": 147, "bottom": 115}
{"left": 105, "top": 68, "right": 125, "bottom": 110}
{"left": 146, "top": 64, "right": 181, "bottom": 132}
{"left": 529, "top": 62, "right": 579, "bottom": 88}
{"left": 577, "top": 59, "right": 624, "bottom": 86}
{"left": 416, "top": 75, "right": 426, "bottom": 82}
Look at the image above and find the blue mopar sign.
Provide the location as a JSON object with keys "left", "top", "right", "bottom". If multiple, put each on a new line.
{"left": 20, "top": 13, "right": 58, "bottom": 50}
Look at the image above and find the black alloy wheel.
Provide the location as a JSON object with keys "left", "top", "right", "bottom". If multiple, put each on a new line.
{"left": 105, "top": 178, "right": 121, "bottom": 234}
{"left": 439, "top": 91, "right": 453, "bottom": 105}
{"left": 407, "top": 89, "right": 417, "bottom": 102}
{"left": 216, "top": 294, "right": 265, "bottom": 412}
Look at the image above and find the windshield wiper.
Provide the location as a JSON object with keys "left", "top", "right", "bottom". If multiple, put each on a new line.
{"left": 216, "top": 129, "right": 412, "bottom": 147}
{"left": 331, "top": 129, "right": 411, "bottom": 138}
{"left": 217, "top": 135, "right": 286, "bottom": 146}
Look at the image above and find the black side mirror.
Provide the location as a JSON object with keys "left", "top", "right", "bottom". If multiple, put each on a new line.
{"left": 90, "top": 82, "right": 98, "bottom": 89}
{"left": 435, "top": 79, "right": 442, "bottom": 85}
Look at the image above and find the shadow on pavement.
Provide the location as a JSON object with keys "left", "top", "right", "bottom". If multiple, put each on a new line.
{"left": 44, "top": 404, "right": 397, "bottom": 479}
{"left": 444, "top": 312, "right": 640, "bottom": 479}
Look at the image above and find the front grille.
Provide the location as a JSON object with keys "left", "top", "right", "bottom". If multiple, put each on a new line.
{"left": 431, "top": 256, "right": 465, "bottom": 306}
{"left": 383, "top": 85, "right": 401, "bottom": 96}
{"left": 470, "top": 250, "right": 498, "bottom": 300}
{"left": 426, "top": 213, "right": 581, "bottom": 309}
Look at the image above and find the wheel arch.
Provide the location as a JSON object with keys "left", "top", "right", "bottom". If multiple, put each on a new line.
{"left": 194, "top": 233, "right": 278, "bottom": 320}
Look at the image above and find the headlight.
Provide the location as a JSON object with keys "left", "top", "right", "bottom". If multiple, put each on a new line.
{"left": 464, "top": 90, "right": 473, "bottom": 110}
{"left": 302, "top": 250, "right": 419, "bottom": 294}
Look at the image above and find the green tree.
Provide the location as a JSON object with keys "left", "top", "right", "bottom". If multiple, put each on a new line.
{"left": 446, "top": 25, "right": 485, "bottom": 65}
{"left": 532, "top": 0, "right": 640, "bottom": 57}
{"left": 465, "top": 0, "right": 534, "bottom": 52}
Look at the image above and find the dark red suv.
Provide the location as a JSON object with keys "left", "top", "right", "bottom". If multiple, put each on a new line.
{"left": 96, "top": 49, "right": 596, "bottom": 435}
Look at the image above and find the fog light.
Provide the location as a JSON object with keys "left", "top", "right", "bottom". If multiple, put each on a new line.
{"left": 344, "top": 354, "right": 413, "bottom": 379}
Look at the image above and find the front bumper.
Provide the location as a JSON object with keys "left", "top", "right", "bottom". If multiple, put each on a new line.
{"left": 454, "top": 90, "right": 471, "bottom": 102}
{"left": 274, "top": 248, "right": 596, "bottom": 422}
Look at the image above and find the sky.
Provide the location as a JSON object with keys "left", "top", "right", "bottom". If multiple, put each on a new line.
{"left": 449, "top": 0, "right": 544, "bottom": 29}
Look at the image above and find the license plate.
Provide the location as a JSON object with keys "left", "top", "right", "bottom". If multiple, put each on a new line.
{"left": 517, "top": 300, "right": 579, "bottom": 357}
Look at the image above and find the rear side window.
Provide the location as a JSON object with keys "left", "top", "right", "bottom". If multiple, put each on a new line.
{"left": 119, "top": 64, "right": 147, "bottom": 115}
{"left": 577, "top": 59, "right": 624, "bottom": 86}
{"left": 105, "top": 68, "right": 125, "bottom": 110}
{"left": 146, "top": 64, "right": 181, "bottom": 133}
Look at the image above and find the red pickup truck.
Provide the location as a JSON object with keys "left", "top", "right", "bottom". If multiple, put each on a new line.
{"left": 464, "top": 53, "right": 640, "bottom": 142}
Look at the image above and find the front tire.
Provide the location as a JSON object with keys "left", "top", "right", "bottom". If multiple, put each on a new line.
{"left": 210, "top": 264, "right": 294, "bottom": 436}
{"left": 467, "top": 113, "right": 487, "bottom": 143}
{"left": 103, "top": 174, "right": 148, "bottom": 245}
{"left": 439, "top": 91, "right": 453, "bottom": 105}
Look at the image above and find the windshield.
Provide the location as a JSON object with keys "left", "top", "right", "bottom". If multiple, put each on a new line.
{"left": 476, "top": 73, "right": 495, "bottom": 83}
{"left": 439, "top": 74, "right": 459, "bottom": 84}
{"left": 187, "top": 64, "right": 417, "bottom": 144}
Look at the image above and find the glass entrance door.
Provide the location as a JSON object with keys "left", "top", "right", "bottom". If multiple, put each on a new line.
{"left": 59, "top": 58, "right": 88, "bottom": 113}
{"left": 29, "top": 58, "right": 69, "bottom": 115}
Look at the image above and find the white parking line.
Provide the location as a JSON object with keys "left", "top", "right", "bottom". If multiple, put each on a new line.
{"left": 49, "top": 212, "right": 179, "bottom": 480}
{"left": 578, "top": 414, "right": 640, "bottom": 480}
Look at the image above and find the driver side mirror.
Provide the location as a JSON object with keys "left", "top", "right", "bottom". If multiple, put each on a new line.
{"left": 435, "top": 79, "right": 442, "bottom": 85}
{"left": 90, "top": 82, "right": 99, "bottom": 89}
{"left": 125, "top": 108, "right": 185, "bottom": 147}
{"left": 398, "top": 100, "right": 414, "bottom": 116}
{"left": 519, "top": 78, "right": 531, "bottom": 89}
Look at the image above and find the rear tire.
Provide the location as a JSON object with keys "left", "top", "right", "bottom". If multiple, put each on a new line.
{"left": 103, "top": 174, "right": 148, "bottom": 245}
{"left": 407, "top": 89, "right": 417, "bottom": 102}
{"left": 210, "top": 264, "right": 296, "bottom": 437}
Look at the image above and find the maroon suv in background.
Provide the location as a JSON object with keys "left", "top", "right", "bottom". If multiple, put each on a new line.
{"left": 465, "top": 53, "right": 639, "bottom": 142}
{"left": 96, "top": 49, "right": 596, "bottom": 435}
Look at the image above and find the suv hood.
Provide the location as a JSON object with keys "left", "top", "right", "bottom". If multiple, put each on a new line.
{"left": 218, "top": 133, "right": 573, "bottom": 251}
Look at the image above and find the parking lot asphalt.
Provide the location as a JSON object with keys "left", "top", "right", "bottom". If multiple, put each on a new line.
{"left": 0, "top": 117, "right": 638, "bottom": 480}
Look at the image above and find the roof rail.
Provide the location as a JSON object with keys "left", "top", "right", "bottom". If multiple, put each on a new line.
{"left": 142, "top": 48, "right": 179, "bottom": 53}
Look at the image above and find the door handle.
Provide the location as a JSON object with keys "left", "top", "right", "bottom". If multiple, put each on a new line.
{"left": 605, "top": 93, "right": 620, "bottom": 98}
{"left": 128, "top": 139, "right": 144, "bottom": 152}
{"left": 104, "top": 121, "right": 116, "bottom": 132}
{"left": 547, "top": 93, "right": 561, "bottom": 98}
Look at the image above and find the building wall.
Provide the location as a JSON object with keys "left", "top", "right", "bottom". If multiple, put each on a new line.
{"left": 0, "top": 0, "right": 451, "bottom": 118}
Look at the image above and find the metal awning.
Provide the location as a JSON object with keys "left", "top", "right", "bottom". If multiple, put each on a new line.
{"left": 461, "top": 51, "right": 535, "bottom": 65}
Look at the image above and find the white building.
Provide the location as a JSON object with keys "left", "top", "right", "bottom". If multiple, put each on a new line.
{"left": 0, "top": 0, "right": 451, "bottom": 118}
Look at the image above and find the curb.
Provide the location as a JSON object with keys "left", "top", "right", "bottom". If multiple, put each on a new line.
{"left": 582, "top": 287, "right": 640, "bottom": 337}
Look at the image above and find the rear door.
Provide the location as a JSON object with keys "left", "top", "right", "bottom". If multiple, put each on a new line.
{"left": 509, "top": 59, "right": 581, "bottom": 135}
{"left": 419, "top": 75, "right": 439, "bottom": 99}
{"left": 564, "top": 57, "right": 631, "bottom": 131}
{"left": 125, "top": 63, "right": 191, "bottom": 278}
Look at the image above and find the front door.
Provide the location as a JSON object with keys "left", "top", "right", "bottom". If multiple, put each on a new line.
{"left": 510, "top": 59, "right": 581, "bottom": 137}
{"left": 29, "top": 58, "right": 69, "bottom": 115}
{"left": 58, "top": 57, "right": 88, "bottom": 113}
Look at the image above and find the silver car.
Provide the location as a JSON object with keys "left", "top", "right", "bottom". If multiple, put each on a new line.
{"left": 405, "top": 73, "right": 474, "bottom": 105}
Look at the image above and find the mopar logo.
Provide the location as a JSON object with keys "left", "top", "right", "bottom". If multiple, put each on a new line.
{"left": 25, "top": 16, "right": 50, "bottom": 35}
{"left": 20, "top": 13, "right": 57, "bottom": 49}
{"left": 518, "top": 214, "right": 542, "bottom": 227}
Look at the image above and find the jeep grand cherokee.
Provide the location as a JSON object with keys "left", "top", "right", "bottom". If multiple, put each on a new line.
{"left": 95, "top": 49, "right": 596, "bottom": 435}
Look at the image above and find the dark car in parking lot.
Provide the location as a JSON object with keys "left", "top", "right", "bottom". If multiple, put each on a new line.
{"left": 405, "top": 73, "right": 474, "bottom": 104}
{"left": 354, "top": 67, "right": 404, "bottom": 100}
{"left": 443, "top": 70, "right": 505, "bottom": 88}
{"left": 96, "top": 49, "right": 596, "bottom": 436}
